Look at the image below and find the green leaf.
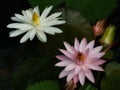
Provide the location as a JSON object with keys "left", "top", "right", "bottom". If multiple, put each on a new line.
{"left": 102, "top": 50, "right": 114, "bottom": 60}
{"left": 63, "top": 8, "right": 93, "bottom": 42}
{"left": 101, "top": 62, "right": 120, "bottom": 90}
{"left": 26, "top": 80, "right": 60, "bottom": 90}
{"left": 28, "top": 0, "right": 65, "bottom": 11}
{"left": 105, "top": 61, "right": 120, "bottom": 76}
{"left": 13, "top": 57, "right": 60, "bottom": 90}
{"left": 79, "top": 84, "right": 97, "bottom": 90}
{"left": 66, "top": 0, "right": 118, "bottom": 23}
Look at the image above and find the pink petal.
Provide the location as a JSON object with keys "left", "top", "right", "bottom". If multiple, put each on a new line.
{"left": 88, "top": 64, "right": 104, "bottom": 71}
{"left": 59, "top": 49, "right": 75, "bottom": 60}
{"left": 85, "top": 69, "right": 95, "bottom": 83}
{"left": 85, "top": 40, "right": 95, "bottom": 50}
{"left": 91, "top": 59, "right": 106, "bottom": 65}
{"left": 86, "top": 56, "right": 101, "bottom": 63}
{"left": 91, "top": 46, "right": 103, "bottom": 55}
{"left": 92, "top": 52, "right": 105, "bottom": 58}
{"left": 74, "top": 37, "right": 79, "bottom": 51}
{"left": 64, "top": 42, "right": 76, "bottom": 54}
{"left": 67, "top": 70, "right": 75, "bottom": 82}
{"left": 55, "top": 60, "right": 72, "bottom": 67}
{"left": 79, "top": 38, "right": 87, "bottom": 52}
{"left": 83, "top": 48, "right": 89, "bottom": 60}
{"left": 86, "top": 57, "right": 99, "bottom": 62}
{"left": 73, "top": 75, "right": 79, "bottom": 84}
{"left": 65, "top": 63, "right": 76, "bottom": 71}
{"left": 74, "top": 66, "right": 81, "bottom": 75}
{"left": 56, "top": 55, "right": 69, "bottom": 61}
{"left": 78, "top": 69, "right": 85, "bottom": 86}
{"left": 59, "top": 70, "right": 69, "bottom": 78}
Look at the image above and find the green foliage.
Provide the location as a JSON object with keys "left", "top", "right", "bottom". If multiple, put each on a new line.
{"left": 79, "top": 84, "right": 97, "bottom": 90}
{"left": 26, "top": 80, "right": 60, "bottom": 90}
{"left": 66, "top": 0, "right": 118, "bottom": 23}
{"left": 101, "top": 62, "right": 120, "bottom": 90}
{"left": 102, "top": 50, "right": 114, "bottom": 60}
{"left": 64, "top": 8, "right": 93, "bottom": 41}
{"left": 104, "top": 61, "right": 120, "bottom": 76}
{"left": 13, "top": 57, "right": 60, "bottom": 90}
{"left": 28, "top": 0, "right": 118, "bottom": 24}
{"left": 28, "top": 0, "right": 65, "bottom": 11}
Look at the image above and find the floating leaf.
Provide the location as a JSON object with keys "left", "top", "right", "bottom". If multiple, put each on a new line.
{"left": 63, "top": 8, "right": 93, "bottom": 42}
{"left": 26, "top": 80, "right": 60, "bottom": 90}
{"left": 28, "top": 0, "right": 65, "bottom": 11}
{"left": 13, "top": 57, "right": 60, "bottom": 90}
{"left": 66, "top": 0, "right": 118, "bottom": 23}
{"left": 79, "top": 84, "right": 97, "bottom": 90}
{"left": 105, "top": 61, "right": 120, "bottom": 76}
{"left": 101, "top": 62, "right": 120, "bottom": 90}
{"left": 102, "top": 50, "right": 114, "bottom": 60}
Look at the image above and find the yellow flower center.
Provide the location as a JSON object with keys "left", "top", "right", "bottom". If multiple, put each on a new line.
{"left": 32, "top": 12, "right": 40, "bottom": 26}
{"left": 77, "top": 53, "right": 85, "bottom": 63}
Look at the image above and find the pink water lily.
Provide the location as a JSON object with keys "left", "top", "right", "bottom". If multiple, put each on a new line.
{"left": 55, "top": 37, "right": 106, "bottom": 86}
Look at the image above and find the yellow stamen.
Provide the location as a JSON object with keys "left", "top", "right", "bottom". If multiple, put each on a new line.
{"left": 77, "top": 53, "right": 85, "bottom": 63}
{"left": 32, "top": 12, "right": 40, "bottom": 25}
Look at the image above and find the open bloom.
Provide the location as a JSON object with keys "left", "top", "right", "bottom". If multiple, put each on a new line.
{"left": 55, "top": 37, "right": 106, "bottom": 86}
{"left": 7, "top": 6, "right": 65, "bottom": 43}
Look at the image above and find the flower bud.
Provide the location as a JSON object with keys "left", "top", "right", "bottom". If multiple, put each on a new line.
{"left": 93, "top": 19, "right": 106, "bottom": 36}
{"left": 99, "top": 24, "right": 116, "bottom": 46}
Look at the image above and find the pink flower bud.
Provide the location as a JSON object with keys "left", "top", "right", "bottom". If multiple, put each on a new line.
{"left": 93, "top": 19, "right": 106, "bottom": 36}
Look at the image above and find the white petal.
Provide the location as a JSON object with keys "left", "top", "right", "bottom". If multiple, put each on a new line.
{"left": 67, "top": 70, "right": 75, "bottom": 82}
{"left": 59, "top": 70, "right": 69, "bottom": 78}
{"left": 9, "top": 30, "right": 27, "bottom": 37}
{"left": 85, "top": 69, "right": 95, "bottom": 83}
{"left": 65, "top": 63, "right": 76, "bottom": 71}
{"left": 78, "top": 70, "right": 85, "bottom": 86}
{"left": 22, "top": 10, "right": 31, "bottom": 23}
{"left": 55, "top": 60, "right": 72, "bottom": 67}
{"left": 25, "top": 10, "right": 32, "bottom": 21}
{"left": 20, "top": 31, "right": 31, "bottom": 43}
{"left": 36, "top": 33, "right": 45, "bottom": 42}
{"left": 36, "top": 31, "right": 47, "bottom": 42}
{"left": 11, "top": 17, "right": 24, "bottom": 22}
{"left": 14, "top": 14, "right": 26, "bottom": 22}
{"left": 43, "top": 20, "right": 65, "bottom": 26}
{"left": 42, "top": 12, "right": 62, "bottom": 22}
{"left": 43, "top": 27, "right": 63, "bottom": 35}
{"left": 29, "top": 30, "right": 36, "bottom": 40}
{"left": 40, "top": 6, "right": 53, "bottom": 20}
{"left": 7, "top": 23, "right": 33, "bottom": 30}
{"left": 34, "top": 6, "right": 40, "bottom": 15}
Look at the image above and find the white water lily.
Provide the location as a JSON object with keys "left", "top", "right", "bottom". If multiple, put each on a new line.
{"left": 7, "top": 6, "right": 66, "bottom": 43}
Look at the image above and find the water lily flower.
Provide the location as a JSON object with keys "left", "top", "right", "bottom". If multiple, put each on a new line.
{"left": 7, "top": 6, "right": 65, "bottom": 43}
{"left": 55, "top": 37, "right": 106, "bottom": 86}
